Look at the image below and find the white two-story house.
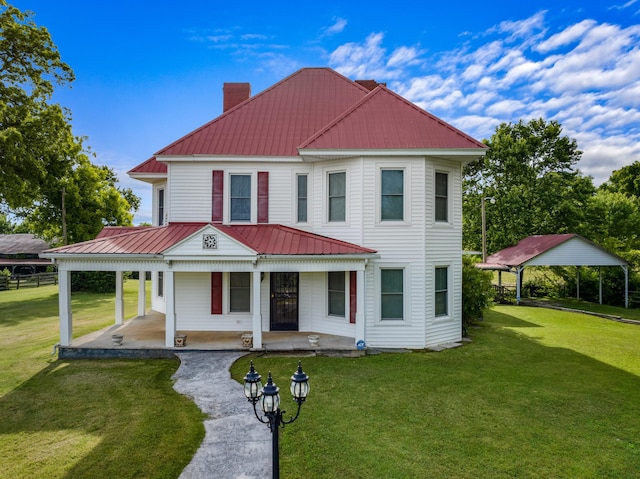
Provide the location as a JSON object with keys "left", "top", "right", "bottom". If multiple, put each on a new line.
{"left": 44, "top": 67, "right": 486, "bottom": 350}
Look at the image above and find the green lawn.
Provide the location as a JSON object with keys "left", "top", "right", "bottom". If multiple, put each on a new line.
{"left": 0, "top": 281, "right": 205, "bottom": 479}
{"left": 3, "top": 283, "right": 640, "bottom": 478}
{"left": 231, "top": 304, "right": 640, "bottom": 479}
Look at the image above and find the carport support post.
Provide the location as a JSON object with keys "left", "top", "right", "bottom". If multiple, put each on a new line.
{"left": 115, "top": 271, "right": 124, "bottom": 325}
{"left": 138, "top": 270, "right": 146, "bottom": 317}
{"left": 59, "top": 269, "right": 72, "bottom": 346}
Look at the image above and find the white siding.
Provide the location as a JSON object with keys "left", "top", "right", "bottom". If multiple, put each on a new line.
{"left": 526, "top": 237, "right": 627, "bottom": 266}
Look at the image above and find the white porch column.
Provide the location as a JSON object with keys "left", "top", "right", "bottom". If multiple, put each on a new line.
{"left": 138, "top": 271, "right": 146, "bottom": 317}
{"left": 165, "top": 270, "right": 176, "bottom": 347}
{"left": 115, "top": 271, "right": 124, "bottom": 325}
{"left": 355, "top": 269, "right": 365, "bottom": 347}
{"left": 251, "top": 271, "right": 263, "bottom": 349}
{"left": 59, "top": 269, "right": 72, "bottom": 346}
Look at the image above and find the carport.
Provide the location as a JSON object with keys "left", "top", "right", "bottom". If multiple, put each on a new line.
{"left": 478, "top": 234, "right": 630, "bottom": 307}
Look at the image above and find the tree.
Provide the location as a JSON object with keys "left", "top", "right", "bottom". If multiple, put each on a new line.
{"left": 463, "top": 118, "right": 595, "bottom": 254}
{"left": 461, "top": 255, "right": 493, "bottom": 334}
{"left": 0, "top": 2, "right": 139, "bottom": 242}
{"left": 0, "top": 2, "right": 76, "bottom": 210}
{"left": 600, "top": 161, "right": 640, "bottom": 198}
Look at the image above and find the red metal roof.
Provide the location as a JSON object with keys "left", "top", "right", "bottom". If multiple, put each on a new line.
{"left": 484, "top": 234, "right": 577, "bottom": 267}
{"left": 128, "top": 156, "right": 167, "bottom": 175}
{"left": 301, "top": 86, "right": 486, "bottom": 150}
{"left": 155, "top": 68, "right": 370, "bottom": 157}
{"left": 43, "top": 223, "right": 376, "bottom": 256}
{"left": 96, "top": 226, "right": 154, "bottom": 239}
{"left": 43, "top": 223, "right": 205, "bottom": 255}
{"left": 216, "top": 224, "right": 377, "bottom": 255}
{"left": 128, "top": 68, "right": 486, "bottom": 175}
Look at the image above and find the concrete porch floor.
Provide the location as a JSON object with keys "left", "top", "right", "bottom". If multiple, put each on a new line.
{"left": 59, "top": 311, "right": 362, "bottom": 359}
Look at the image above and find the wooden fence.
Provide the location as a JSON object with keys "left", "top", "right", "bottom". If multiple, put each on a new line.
{"left": 0, "top": 272, "right": 58, "bottom": 291}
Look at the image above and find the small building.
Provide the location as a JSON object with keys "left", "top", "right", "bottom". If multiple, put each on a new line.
{"left": 0, "top": 234, "right": 52, "bottom": 276}
{"left": 479, "top": 234, "right": 629, "bottom": 307}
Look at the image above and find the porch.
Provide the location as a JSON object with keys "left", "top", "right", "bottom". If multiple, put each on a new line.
{"left": 58, "top": 311, "right": 362, "bottom": 359}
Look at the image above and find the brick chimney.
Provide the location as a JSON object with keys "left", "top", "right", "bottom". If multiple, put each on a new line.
{"left": 223, "top": 82, "right": 251, "bottom": 112}
{"left": 355, "top": 79, "right": 387, "bottom": 91}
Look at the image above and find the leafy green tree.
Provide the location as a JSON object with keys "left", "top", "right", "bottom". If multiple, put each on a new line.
{"left": 464, "top": 118, "right": 595, "bottom": 254}
{"left": 600, "top": 161, "right": 640, "bottom": 198}
{"left": 0, "top": 2, "right": 139, "bottom": 243}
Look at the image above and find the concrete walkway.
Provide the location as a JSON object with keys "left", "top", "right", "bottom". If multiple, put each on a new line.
{"left": 172, "top": 352, "right": 271, "bottom": 479}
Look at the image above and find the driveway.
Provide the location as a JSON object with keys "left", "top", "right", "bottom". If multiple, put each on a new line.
{"left": 172, "top": 352, "right": 271, "bottom": 479}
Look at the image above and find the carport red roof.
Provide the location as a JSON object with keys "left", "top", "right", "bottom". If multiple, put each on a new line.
{"left": 484, "top": 234, "right": 577, "bottom": 267}
{"left": 43, "top": 223, "right": 376, "bottom": 256}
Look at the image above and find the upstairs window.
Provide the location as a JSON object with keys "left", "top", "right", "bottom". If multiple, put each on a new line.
{"left": 230, "top": 174, "right": 251, "bottom": 222}
{"left": 297, "top": 174, "right": 308, "bottom": 223}
{"left": 381, "top": 169, "right": 404, "bottom": 221}
{"left": 435, "top": 172, "right": 448, "bottom": 222}
{"left": 328, "top": 172, "right": 346, "bottom": 222}
{"left": 157, "top": 188, "right": 165, "bottom": 226}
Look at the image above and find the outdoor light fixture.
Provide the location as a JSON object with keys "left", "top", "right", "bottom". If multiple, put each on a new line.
{"left": 243, "top": 360, "right": 310, "bottom": 479}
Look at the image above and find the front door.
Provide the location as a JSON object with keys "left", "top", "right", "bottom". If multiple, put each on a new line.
{"left": 270, "top": 272, "right": 299, "bottom": 331}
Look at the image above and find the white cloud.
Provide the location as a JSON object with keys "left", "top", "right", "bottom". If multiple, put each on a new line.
{"left": 324, "top": 18, "right": 348, "bottom": 36}
{"left": 328, "top": 12, "right": 640, "bottom": 185}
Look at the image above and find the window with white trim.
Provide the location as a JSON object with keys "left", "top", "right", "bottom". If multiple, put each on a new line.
{"left": 328, "top": 271, "right": 345, "bottom": 317}
{"left": 381, "top": 268, "right": 403, "bottom": 320}
{"left": 435, "top": 266, "right": 448, "bottom": 317}
{"left": 435, "top": 172, "right": 448, "bottom": 222}
{"left": 328, "top": 172, "right": 346, "bottom": 222}
{"left": 229, "top": 272, "right": 251, "bottom": 312}
{"left": 157, "top": 272, "right": 164, "bottom": 297}
{"left": 297, "top": 174, "right": 308, "bottom": 223}
{"left": 230, "top": 174, "right": 251, "bottom": 222}
{"left": 157, "top": 188, "right": 165, "bottom": 226}
{"left": 381, "top": 169, "right": 404, "bottom": 221}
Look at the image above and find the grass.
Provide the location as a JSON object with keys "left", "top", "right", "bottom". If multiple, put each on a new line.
{"left": 231, "top": 304, "right": 640, "bottom": 479}
{"left": 0, "top": 281, "right": 205, "bottom": 479}
{"left": 3, "top": 283, "right": 640, "bottom": 478}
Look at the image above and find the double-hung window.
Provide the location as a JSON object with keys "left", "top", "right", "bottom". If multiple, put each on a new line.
{"left": 328, "top": 271, "right": 345, "bottom": 317}
{"left": 435, "top": 267, "right": 448, "bottom": 316}
{"left": 297, "top": 174, "right": 308, "bottom": 223}
{"left": 230, "top": 174, "right": 251, "bottom": 222}
{"left": 328, "top": 172, "right": 346, "bottom": 222}
{"left": 381, "top": 169, "right": 404, "bottom": 221}
{"left": 381, "top": 269, "right": 403, "bottom": 320}
{"left": 435, "top": 172, "right": 448, "bottom": 222}
{"left": 229, "top": 272, "right": 250, "bottom": 312}
{"left": 157, "top": 188, "right": 165, "bottom": 226}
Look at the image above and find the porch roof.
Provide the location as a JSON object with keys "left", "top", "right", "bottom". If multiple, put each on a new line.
{"left": 41, "top": 223, "right": 377, "bottom": 257}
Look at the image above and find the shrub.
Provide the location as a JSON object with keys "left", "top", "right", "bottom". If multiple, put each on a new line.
{"left": 71, "top": 271, "right": 131, "bottom": 293}
{"left": 462, "top": 255, "right": 494, "bottom": 334}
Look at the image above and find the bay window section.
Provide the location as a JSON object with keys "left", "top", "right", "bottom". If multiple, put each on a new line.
{"left": 297, "top": 174, "right": 308, "bottom": 223}
{"left": 435, "top": 267, "right": 448, "bottom": 317}
{"left": 328, "top": 172, "right": 346, "bottom": 222}
{"left": 381, "top": 269, "right": 403, "bottom": 320}
{"left": 381, "top": 169, "right": 404, "bottom": 221}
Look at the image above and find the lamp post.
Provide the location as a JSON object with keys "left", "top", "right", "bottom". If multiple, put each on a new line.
{"left": 481, "top": 196, "right": 495, "bottom": 263}
{"left": 244, "top": 360, "right": 310, "bottom": 479}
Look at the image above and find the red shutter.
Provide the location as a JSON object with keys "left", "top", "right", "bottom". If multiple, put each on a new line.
{"left": 258, "top": 171, "right": 269, "bottom": 223}
{"left": 349, "top": 271, "right": 357, "bottom": 324}
{"left": 212, "top": 170, "right": 223, "bottom": 223}
{"left": 211, "top": 272, "right": 222, "bottom": 314}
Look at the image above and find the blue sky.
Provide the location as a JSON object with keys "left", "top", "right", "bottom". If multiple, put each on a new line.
{"left": 9, "top": 1, "right": 640, "bottom": 224}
